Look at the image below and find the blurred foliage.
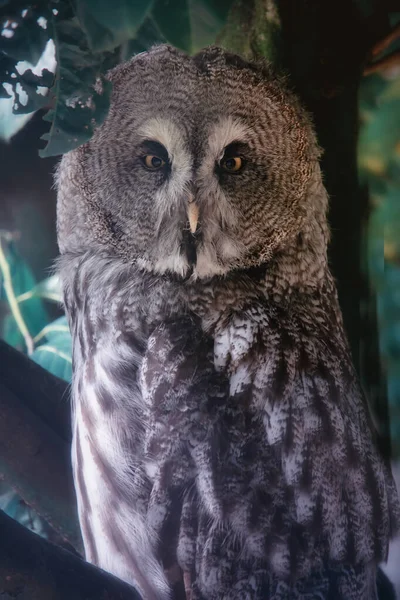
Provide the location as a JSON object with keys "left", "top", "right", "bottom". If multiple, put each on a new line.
{"left": 0, "top": 0, "right": 234, "bottom": 155}
{"left": 359, "top": 60, "right": 400, "bottom": 457}
{"left": 0, "top": 235, "right": 71, "bottom": 380}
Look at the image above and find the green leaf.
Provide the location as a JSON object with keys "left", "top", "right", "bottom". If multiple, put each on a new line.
{"left": 31, "top": 274, "right": 62, "bottom": 303}
{"left": 151, "top": 0, "right": 191, "bottom": 51}
{"left": 152, "top": 0, "right": 234, "bottom": 53}
{"left": 17, "top": 274, "right": 62, "bottom": 304}
{"left": 0, "top": 241, "right": 48, "bottom": 352}
{"left": 12, "top": 68, "right": 54, "bottom": 115}
{"left": 76, "top": 0, "right": 154, "bottom": 52}
{"left": 120, "top": 16, "right": 167, "bottom": 60}
{"left": 39, "top": 12, "right": 115, "bottom": 157}
{"left": 0, "top": 5, "right": 55, "bottom": 116}
{"left": 31, "top": 316, "right": 72, "bottom": 382}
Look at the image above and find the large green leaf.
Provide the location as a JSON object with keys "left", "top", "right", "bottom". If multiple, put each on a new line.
{"left": 0, "top": 3, "right": 55, "bottom": 115}
{"left": 31, "top": 316, "right": 72, "bottom": 382}
{"left": 0, "top": 2, "right": 116, "bottom": 154}
{"left": 152, "top": 0, "right": 234, "bottom": 53}
{"left": 120, "top": 16, "right": 167, "bottom": 60}
{"left": 76, "top": 0, "right": 154, "bottom": 52}
{"left": 39, "top": 11, "right": 115, "bottom": 157}
{"left": 11, "top": 67, "right": 54, "bottom": 115}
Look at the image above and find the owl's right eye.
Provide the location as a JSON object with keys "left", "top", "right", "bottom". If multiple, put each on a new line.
{"left": 139, "top": 140, "right": 170, "bottom": 174}
{"left": 142, "top": 155, "right": 166, "bottom": 170}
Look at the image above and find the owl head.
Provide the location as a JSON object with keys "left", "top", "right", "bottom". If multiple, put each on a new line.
{"left": 57, "top": 45, "right": 327, "bottom": 280}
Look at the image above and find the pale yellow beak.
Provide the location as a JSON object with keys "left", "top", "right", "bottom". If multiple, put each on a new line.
{"left": 187, "top": 201, "right": 199, "bottom": 234}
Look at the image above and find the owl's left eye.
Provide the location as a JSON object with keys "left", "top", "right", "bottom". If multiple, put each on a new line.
{"left": 218, "top": 142, "right": 247, "bottom": 175}
{"left": 220, "top": 156, "right": 243, "bottom": 173}
{"left": 142, "top": 155, "right": 166, "bottom": 170}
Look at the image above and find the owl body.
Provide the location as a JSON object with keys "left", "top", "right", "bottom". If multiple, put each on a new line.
{"left": 57, "top": 46, "right": 399, "bottom": 599}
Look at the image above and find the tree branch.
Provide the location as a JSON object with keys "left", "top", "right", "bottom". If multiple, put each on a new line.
{"left": 0, "top": 509, "right": 143, "bottom": 599}
{"left": 0, "top": 339, "right": 71, "bottom": 443}
{"left": 0, "top": 381, "right": 81, "bottom": 552}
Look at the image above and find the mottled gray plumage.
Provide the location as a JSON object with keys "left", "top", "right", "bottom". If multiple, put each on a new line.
{"left": 56, "top": 45, "right": 400, "bottom": 599}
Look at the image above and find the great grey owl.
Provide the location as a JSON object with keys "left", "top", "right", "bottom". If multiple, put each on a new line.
{"left": 56, "top": 45, "right": 400, "bottom": 600}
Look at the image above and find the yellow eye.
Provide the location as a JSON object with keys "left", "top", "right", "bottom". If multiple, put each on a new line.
{"left": 221, "top": 156, "right": 243, "bottom": 172}
{"left": 143, "top": 155, "right": 166, "bottom": 170}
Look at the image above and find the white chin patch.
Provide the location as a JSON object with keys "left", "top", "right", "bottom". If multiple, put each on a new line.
{"left": 137, "top": 252, "right": 229, "bottom": 279}
{"left": 138, "top": 253, "right": 189, "bottom": 278}
{"left": 138, "top": 235, "right": 242, "bottom": 279}
{"left": 192, "top": 237, "right": 243, "bottom": 279}
{"left": 193, "top": 251, "right": 227, "bottom": 279}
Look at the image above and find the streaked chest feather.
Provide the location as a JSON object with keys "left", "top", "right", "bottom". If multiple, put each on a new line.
{"left": 63, "top": 253, "right": 398, "bottom": 600}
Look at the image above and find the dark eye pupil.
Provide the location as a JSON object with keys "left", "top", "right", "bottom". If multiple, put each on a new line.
{"left": 225, "top": 158, "right": 236, "bottom": 170}
{"left": 151, "top": 156, "right": 162, "bottom": 168}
